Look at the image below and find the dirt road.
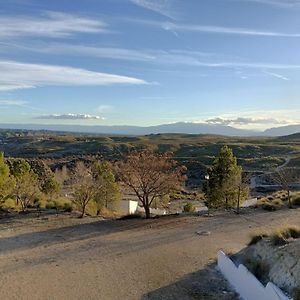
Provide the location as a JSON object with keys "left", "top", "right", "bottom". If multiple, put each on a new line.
{"left": 0, "top": 208, "right": 299, "bottom": 300}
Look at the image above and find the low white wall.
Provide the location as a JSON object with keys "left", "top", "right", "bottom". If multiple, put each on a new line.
{"left": 241, "top": 198, "right": 258, "bottom": 208}
{"left": 217, "top": 251, "right": 290, "bottom": 300}
{"left": 119, "top": 200, "right": 138, "bottom": 215}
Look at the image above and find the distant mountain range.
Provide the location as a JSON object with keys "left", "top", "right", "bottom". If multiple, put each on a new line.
{"left": 0, "top": 122, "right": 300, "bottom": 137}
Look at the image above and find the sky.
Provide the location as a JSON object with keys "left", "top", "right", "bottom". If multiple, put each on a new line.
{"left": 0, "top": 0, "right": 300, "bottom": 130}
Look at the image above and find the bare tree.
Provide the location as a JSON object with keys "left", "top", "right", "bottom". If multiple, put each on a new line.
{"left": 272, "top": 168, "right": 297, "bottom": 208}
{"left": 16, "top": 171, "right": 39, "bottom": 212}
{"left": 54, "top": 165, "right": 69, "bottom": 187}
{"left": 235, "top": 173, "right": 250, "bottom": 214}
{"left": 117, "top": 150, "right": 186, "bottom": 218}
{"left": 11, "top": 159, "right": 39, "bottom": 212}
{"left": 72, "top": 162, "right": 96, "bottom": 218}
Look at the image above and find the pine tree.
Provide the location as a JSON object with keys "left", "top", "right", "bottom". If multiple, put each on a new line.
{"left": 205, "top": 146, "right": 248, "bottom": 209}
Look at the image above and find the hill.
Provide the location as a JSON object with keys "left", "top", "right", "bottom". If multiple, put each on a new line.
{"left": 276, "top": 132, "right": 300, "bottom": 141}
{"left": 1, "top": 130, "right": 298, "bottom": 172}
{"left": 2, "top": 122, "right": 300, "bottom": 137}
{"left": 264, "top": 125, "right": 300, "bottom": 136}
{"left": 0, "top": 122, "right": 258, "bottom": 136}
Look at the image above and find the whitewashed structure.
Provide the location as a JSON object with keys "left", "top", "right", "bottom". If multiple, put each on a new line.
{"left": 119, "top": 200, "right": 139, "bottom": 215}
{"left": 217, "top": 251, "right": 290, "bottom": 300}
{"left": 241, "top": 197, "right": 258, "bottom": 208}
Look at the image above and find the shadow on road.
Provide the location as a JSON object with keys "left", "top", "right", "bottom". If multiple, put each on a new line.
{"left": 0, "top": 214, "right": 191, "bottom": 253}
{"left": 141, "top": 263, "right": 239, "bottom": 300}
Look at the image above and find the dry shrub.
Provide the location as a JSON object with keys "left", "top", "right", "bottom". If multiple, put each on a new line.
{"left": 248, "top": 232, "right": 269, "bottom": 246}
{"left": 271, "top": 226, "right": 300, "bottom": 246}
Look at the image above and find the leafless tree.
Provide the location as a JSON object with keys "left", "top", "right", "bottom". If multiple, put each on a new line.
{"left": 235, "top": 173, "right": 251, "bottom": 214}
{"left": 72, "top": 162, "right": 96, "bottom": 218}
{"left": 272, "top": 168, "right": 297, "bottom": 208}
{"left": 117, "top": 150, "right": 186, "bottom": 218}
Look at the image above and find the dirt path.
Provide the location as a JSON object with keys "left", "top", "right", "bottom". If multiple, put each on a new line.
{"left": 0, "top": 208, "right": 299, "bottom": 300}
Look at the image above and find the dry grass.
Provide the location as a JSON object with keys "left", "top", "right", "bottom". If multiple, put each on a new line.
{"left": 257, "top": 190, "right": 300, "bottom": 210}
{"left": 248, "top": 232, "right": 269, "bottom": 246}
{"left": 248, "top": 225, "right": 300, "bottom": 247}
{"left": 271, "top": 226, "right": 300, "bottom": 246}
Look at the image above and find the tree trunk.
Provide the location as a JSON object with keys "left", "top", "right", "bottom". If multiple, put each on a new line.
{"left": 80, "top": 204, "right": 86, "bottom": 218}
{"left": 237, "top": 187, "right": 241, "bottom": 214}
{"left": 21, "top": 202, "right": 25, "bottom": 212}
{"left": 144, "top": 204, "right": 151, "bottom": 219}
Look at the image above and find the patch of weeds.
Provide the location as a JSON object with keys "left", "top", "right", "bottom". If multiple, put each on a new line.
{"left": 284, "top": 226, "right": 300, "bottom": 239}
{"left": 273, "top": 199, "right": 283, "bottom": 206}
{"left": 248, "top": 233, "right": 269, "bottom": 246}
{"left": 271, "top": 226, "right": 300, "bottom": 246}
{"left": 262, "top": 203, "right": 277, "bottom": 211}
{"left": 45, "top": 201, "right": 56, "bottom": 210}
{"left": 63, "top": 202, "right": 73, "bottom": 212}
{"left": 183, "top": 202, "right": 196, "bottom": 213}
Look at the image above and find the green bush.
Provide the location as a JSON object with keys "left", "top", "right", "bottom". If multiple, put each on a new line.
{"left": 183, "top": 202, "right": 195, "bottom": 213}
{"left": 2, "top": 198, "right": 17, "bottom": 210}
{"left": 45, "top": 201, "right": 57, "bottom": 210}
{"left": 63, "top": 202, "right": 73, "bottom": 212}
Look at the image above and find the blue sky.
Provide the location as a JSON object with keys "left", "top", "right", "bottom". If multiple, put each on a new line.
{"left": 1, "top": 0, "right": 300, "bottom": 130}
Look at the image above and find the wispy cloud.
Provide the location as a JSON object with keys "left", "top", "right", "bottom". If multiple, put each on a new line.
{"left": 132, "top": 19, "right": 300, "bottom": 38}
{"left": 0, "top": 11, "right": 107, "bottom": 38}
{"left": 129, "top": 0, "right": 177, "bottom": 19}
{"left": 0, "top": 60, "right": 147, "bottom": 91}
{"left": 239, "top": 0, "right": 300, "bottom": 8}
{"left": 5, "top": 42, "right": 300, "bottom": 71}
{"left": 263, "top": 70, "right": 289, "bottom": 80}
{"left": 206, "top": 117, "right": 288, "bottom": 126}
{"left": 7, "top": 43, "right": 155, "bottom": 62}
{"left": 0, "top": 100, "right": 27, "bottom": 106}
{"left": 35, "top": 113, "right": 104, "bottom": 120}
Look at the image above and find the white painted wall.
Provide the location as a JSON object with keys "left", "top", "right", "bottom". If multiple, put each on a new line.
{"left": 217, "top": 251, "right": 290, "bottom": 300}
{"left": 119, "top": 200, "right": 138, "bottom": 215}
{"left": 241, "top": 198, "right": 258, "bottom": 208}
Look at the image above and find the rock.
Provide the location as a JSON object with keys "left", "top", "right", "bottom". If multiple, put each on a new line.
{"left": 196, "top": 230, "right": 211, "bottom": 236}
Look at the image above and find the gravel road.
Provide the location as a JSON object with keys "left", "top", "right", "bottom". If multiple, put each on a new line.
{"left": 0, "top": 208, "right": 299, "bottom": 300}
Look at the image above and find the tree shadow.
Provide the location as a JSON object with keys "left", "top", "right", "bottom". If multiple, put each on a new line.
{"left": 0, "top": 213, "right": 189, "bottom": 253}
{"left": 141, "top": 263, "right": 239, "bottom": 300}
